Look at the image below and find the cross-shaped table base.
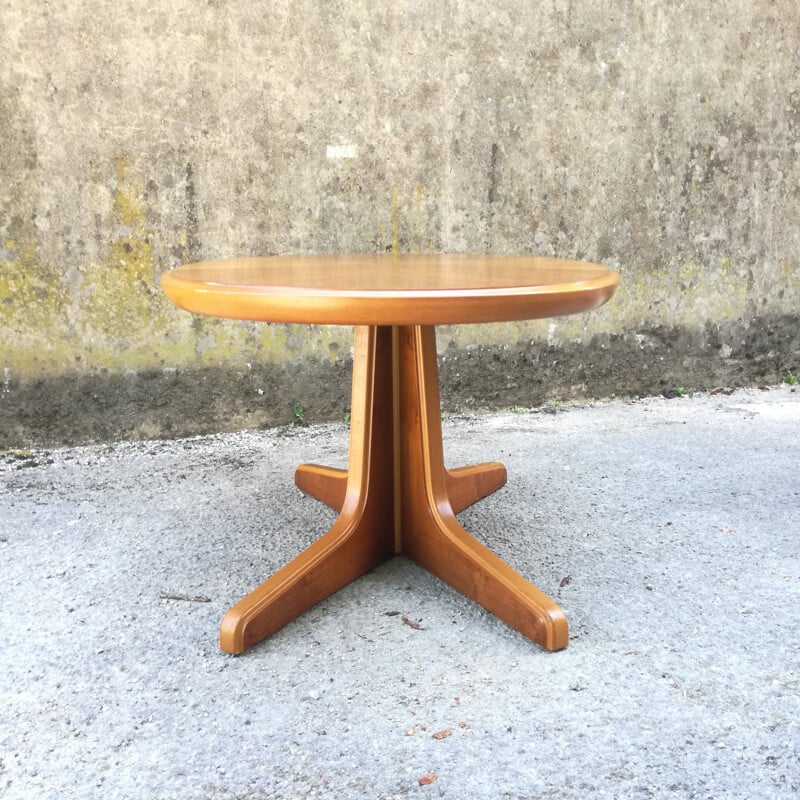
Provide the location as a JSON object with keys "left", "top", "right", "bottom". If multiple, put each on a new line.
{"left": 220, "top": 325, "right": 569, "bottom": 654}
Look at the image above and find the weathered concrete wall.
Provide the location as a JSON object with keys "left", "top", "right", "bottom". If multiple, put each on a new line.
{"left": 2, "top": 0, "right": 799, "bottom": 446}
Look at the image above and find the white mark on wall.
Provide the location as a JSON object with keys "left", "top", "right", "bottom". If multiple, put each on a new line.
{"left": 326, "top": 144, "right": 358, "bottom": 159}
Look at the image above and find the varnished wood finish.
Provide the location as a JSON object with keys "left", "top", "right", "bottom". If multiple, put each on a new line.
{"left": 160, "top": 255, "right": 619, "bottom": 653}
{"left": 445, "top": 462, "right": 508, "bottom": 515}
{"left": 220, "top": 325, "right": 567, "bottom": 654}
{"left": 294, "top": 464, "right": 348, "bottom": 511}
{"left": 219, "top": 326, "right": 395, "bottom": 653}
{"left": 395, "top": 326, "right": 568, "bottom": 650}
{"left": 294, "top": 461, "right": 509, "bottom": 515}
{"left": 161, "top": 254, "right": 619, "bottom": 326}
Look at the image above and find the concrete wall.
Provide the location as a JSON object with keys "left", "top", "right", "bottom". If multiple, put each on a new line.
{"left": 2, "top": 0, "right": 799, "bottom": 446}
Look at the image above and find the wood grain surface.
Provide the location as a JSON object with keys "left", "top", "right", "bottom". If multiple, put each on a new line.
{"left": 219, "top": 326, "right": 568, "bottom": 654}
{"left": 160, "top": 254, "right": 619, "bottom": 326}
{"left": 164, "top": 255, "right": 617, "bottom": 653}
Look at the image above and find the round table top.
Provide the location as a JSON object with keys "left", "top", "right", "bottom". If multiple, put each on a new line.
{"left": 160, "top": 254, "right": 619, "bottom": 326}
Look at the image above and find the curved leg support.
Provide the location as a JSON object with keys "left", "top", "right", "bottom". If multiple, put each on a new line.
{"left": 222, "top": 324, "right": 569, "bottom": 654}
{"left": 295, "top": 464, "right": 348, "bottom": 511}
{"left": 445, "top": 462, "right": 507, "bottom": 514}
{"left": 404, "top": 508, "right": 569, "bottom": 650}
{"left": 397, "top": 325, "right": 568, "bottom": 651}
{"left": 220, "top": 505, "right": 387, "bottom": 654}
{"left": 220, "top": 326, "right": 394, "bottom": 654}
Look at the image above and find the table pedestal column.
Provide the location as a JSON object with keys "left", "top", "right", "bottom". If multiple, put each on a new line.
{"left": 220, "top": 325, "right": 568, "bottom": 654}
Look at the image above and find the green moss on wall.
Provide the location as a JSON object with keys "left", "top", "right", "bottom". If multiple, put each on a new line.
{"left": 2, "top": 156, "right": 800, "bottom": 384}
{"left": 80, "top": 156, "right": 172, "bottom": 341}
{"left": 0, "top": 241, "right": 67, "bottom": 327}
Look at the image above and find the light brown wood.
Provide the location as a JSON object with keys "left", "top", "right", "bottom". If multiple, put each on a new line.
{"left": 395, "top": 326, "right": 568, "bottom": 650}
{"left": 445, "top": 462, "right": 508, "bottom": 514}
{"left": 160, "top": 255, "right": 619, "bottom": 654}
{"left": 160, "top": 254, "right": 619, "bottom": 326}
{"left": 294, "top": 464, "right": 348, "bottom": 511}
{"left": 294, "top": 462, "right": 508, "bottom": 515}
{"left": 220, "top": 325, "right": 567, "bottom": 654}
{"left": 219, "top": 326, "right": 395, "bottom": 653}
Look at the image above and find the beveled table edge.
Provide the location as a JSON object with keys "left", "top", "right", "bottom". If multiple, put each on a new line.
{"left": 160, "top": 254, "right": 620, "bottom": 326}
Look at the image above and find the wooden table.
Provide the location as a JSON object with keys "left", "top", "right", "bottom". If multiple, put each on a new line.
{"left": 161, "top": 254, "right": 619, "bottom": 654}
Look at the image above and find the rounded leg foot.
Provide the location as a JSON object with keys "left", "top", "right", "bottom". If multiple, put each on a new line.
{"left": 220, "top": 507, "right": 391, "bottom": 654}
{"left": 405, "top": 508, "right": 568, "bottom": 650}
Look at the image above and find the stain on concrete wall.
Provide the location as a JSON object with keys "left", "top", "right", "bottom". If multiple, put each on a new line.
{"left": 1, "top": 0, "right": 799, "bottom": 446}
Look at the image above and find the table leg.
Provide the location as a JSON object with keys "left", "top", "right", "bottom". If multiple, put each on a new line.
{"left": 445, "top": 462, "right": 508, "bottom": 514}
{"left": 220, "top": 324, "right": 568, "bottom": 654}
{"left": 219, "top": 326, "right": 395, "bottom": 654}
{"left": 293, "top": 460, "right": 508, "bottom": 514}
{"left": 395, "top": 325, "right": 568, "bottom": 651}
{"left": 294, "top": 464, "right": 348, "bottom": 511}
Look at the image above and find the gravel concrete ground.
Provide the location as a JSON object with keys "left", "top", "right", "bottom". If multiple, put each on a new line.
{"left": 1, "top": 388, "right": 799, "bottom": 799}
